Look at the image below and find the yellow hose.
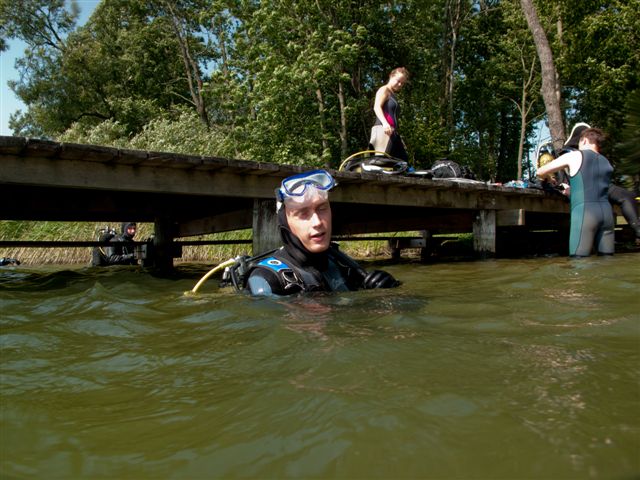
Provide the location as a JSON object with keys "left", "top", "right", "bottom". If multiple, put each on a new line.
{"left": 187, "top": 258, "right": 237, "bottom": 295}
{"left": 339, "top": 150, "right": 391, "bottom": 171}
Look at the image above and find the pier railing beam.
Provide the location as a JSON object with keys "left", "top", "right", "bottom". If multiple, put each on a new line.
{"left": 473, "top": 209, "right": 496, "bottom": 258}
{"left": 252, "top": 199, "right": 280, "bottom": 255}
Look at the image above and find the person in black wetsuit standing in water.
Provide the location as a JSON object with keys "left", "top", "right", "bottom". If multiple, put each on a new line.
{"left": 369, "top": 67, "right": 409, "bottom": 161}
{"left": 104, "top": 222, "right": 139, "bottom": 266}
{"left": 245, "top": 170, "right": 400, "bottom": 296}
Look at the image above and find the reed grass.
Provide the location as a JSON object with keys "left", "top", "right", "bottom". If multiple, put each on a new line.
{"left": 0, "top": 221, "right": 403, "bottom": 265}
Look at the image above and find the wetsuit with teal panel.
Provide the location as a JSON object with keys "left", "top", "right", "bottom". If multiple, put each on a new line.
{"left": 246, "top": 245, "right": 364, "bottom": 296}
{"left": 569, "top": 150, "right": 614, "bottom": 256}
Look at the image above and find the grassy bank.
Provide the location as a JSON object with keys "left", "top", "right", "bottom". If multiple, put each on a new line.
{"left": 0, "top": 221, "right": 403, "bottom": 266}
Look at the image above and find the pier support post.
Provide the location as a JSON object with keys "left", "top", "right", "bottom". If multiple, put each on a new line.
{"left": 419, "top": 230, "right": 432, "bottom": 262}
{"left": 473, "top": 209, "right": 496, "bottom": 258}
{"left": 152, "top": 216, "right": 176, "bottom": 272}
{"left": 252, "top": 199, "right": 280, "bottom": 255}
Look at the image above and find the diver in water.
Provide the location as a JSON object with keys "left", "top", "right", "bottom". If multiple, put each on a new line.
{"left": 243, "top": 169, "right": 400, "bottom": 296}
{"left": 103, "top": 222, "right": 138, "bottom": 266}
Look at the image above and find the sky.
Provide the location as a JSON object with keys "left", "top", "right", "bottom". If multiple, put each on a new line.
{"left": 0, "top": 0, "right": 100, "bottom": 136}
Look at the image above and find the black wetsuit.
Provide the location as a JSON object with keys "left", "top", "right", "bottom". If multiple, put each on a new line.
{"left": 246, "top": 244, "right": 367, "bottom": 295}
{"left": 369, "top": 93, "right": 408, "bottom": 161}
{"left": 569, "top": 150, "right": 614, "bottom": 256}
{"left": 104, "top": 223, "right": 138, "bottom": 265}
{"left": 0, "top": 257, "right": 20, "bottom": 266}
{"left": 608, "top": 184, "right": 640, "bottom": 238}
{"left": 245, "top": 209, "right": 398, "bottom": 296}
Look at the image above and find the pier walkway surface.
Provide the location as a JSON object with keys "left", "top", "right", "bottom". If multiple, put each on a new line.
{"left": 0, "top": 136, "right": 569, "bottom": 269}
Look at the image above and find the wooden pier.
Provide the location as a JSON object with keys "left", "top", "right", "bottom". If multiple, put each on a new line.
{"left": 0, "top": 136, "right": 570, "bottom": 269}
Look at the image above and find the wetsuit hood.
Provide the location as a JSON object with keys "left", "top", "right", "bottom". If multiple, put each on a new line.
{"left": 121, "top": 222, "right": 137, "bottom": 240}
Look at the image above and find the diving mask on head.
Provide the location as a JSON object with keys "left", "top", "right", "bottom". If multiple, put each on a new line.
{"left": 276, "top": 169, "right": 336, "bottom": 210}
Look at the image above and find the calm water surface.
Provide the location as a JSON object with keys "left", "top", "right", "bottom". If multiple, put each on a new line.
{"left": 1, "top": 255, "right": 638, "bottom": 479}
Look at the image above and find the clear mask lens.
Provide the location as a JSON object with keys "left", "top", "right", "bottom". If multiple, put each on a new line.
{"left": 278, "top": 170, "right": 336, "bottom": 201}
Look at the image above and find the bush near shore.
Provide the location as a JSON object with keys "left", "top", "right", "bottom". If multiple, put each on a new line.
{"left": 0, "top": 221, "right": 401, "bottom": 266}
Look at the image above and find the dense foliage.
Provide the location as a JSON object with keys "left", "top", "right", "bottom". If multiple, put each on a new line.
{"left": 2, "top": 0, "right": 638, "bottom": 182}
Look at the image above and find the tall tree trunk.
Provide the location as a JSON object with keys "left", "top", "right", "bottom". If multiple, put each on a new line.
{"left": 498, "top": 108, "right": 510, "bottom": 181}
{"left": 517, "top": 89, "right": 527, "bottom": 180}
{"left": 338, "top": 79, "right": 348, "bottom": 160}
{"left": 211, "top": 13, "right": 238, "bottom": 153}
{"left": 514, "top": 51, "right": 539, "bottom": 180}
{"left": 315, "top": 86, "right": 330, "bottom": 168}
{"left": 441, "top": 0, "right": 467, "bottom": 143}
{"left": 520, "top": 0, "right": 565, "bottom": 150}
{"left": 211, "top": 16, "right": 229, "bottom": 78}
{"left": 165, "top": 3, "right": 209, "bottom": 127}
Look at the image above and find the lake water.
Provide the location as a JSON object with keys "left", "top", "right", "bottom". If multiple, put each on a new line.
{"left": 1, "top": 254, "right": 638, "bottom": 479}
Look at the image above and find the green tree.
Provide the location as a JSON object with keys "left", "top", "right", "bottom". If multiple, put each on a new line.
{"left": 520, "top": 0, "right": 565, "bottom": 150}
{"left": 156, "top": 0, "right": 213, "bottom": 126}
{"left": 613, "top": 88, "right": 640, "bottom": 191}
{"left": 368, "top": 0, "right": 448, "bottom": 167}
{"left": 228, "top": 0, "right": 381, "bottom": 167}
{"left": 1, "top": 0, "right": 79, "bottom": 136}
{"left": 559, "top": 0, "right": 640, "bottom": 145}
{"left": 3, "top": 0, "right": 637, "bottom": 182}
{"left": 493, "top": 0, "right": 544, "bottom": 180}
{"left": 4, "top": 0, "right": 206, "bottom": 136}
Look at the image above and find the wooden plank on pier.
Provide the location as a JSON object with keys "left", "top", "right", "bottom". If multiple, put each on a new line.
{"left": 117, "top": 148, "right": 149, "bottom": 165}
{"left": 144, "top": 151, "right": 204, "bottom": 169}
{"left": 59, "top": 142, "right": 117, "bottom": 162}
{"left": 0, "top": 136, "right": 574, "bottom": 267}
{"left": 24, "top": 138, "right": 60, "bottom": 158}
{"left": 0, "top": 136, "right": 27, "bottom": 154}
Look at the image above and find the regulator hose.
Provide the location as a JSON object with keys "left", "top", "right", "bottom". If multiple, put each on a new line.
{"left": 187, "top": 258, "right": 237, "bottom": 295}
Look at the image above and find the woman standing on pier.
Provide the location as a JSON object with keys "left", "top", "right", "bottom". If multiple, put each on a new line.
{"left": 369, "top": 67, "right": 409, "bottom": 161}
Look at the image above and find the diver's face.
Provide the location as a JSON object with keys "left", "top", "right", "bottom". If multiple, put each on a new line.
{"left": 285, "top": 196, "right": 332, "bottom": 253}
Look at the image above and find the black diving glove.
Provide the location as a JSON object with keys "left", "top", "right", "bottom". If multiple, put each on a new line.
{"left": 363, "top": 270, "right": 400, "bottom": 289}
